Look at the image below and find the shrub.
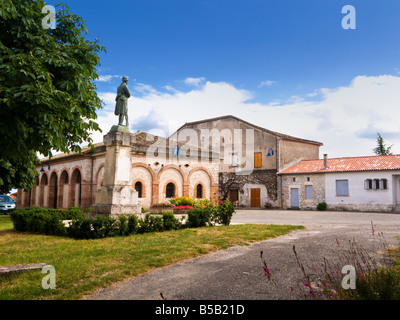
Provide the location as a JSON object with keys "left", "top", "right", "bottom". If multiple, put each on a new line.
{"left": 194, "top": 198, "right": 210, "bottom": 209}
{"left": 138, "top": 214, "right": 164, "bottom": 233}
{"left": 127, "top": 214, "right": 139, "bottom": 234}
{"left": 162, "top": 212, "right": 182, "bottom": 231}
{"left": 10, "top": 207, "right": 83, "bottom": 235}
{"left": 187, "top": 208, "right": 212, "bottom": 228}
{"left": 212, "top": 198, "right": 235, "bottom": 226}
{"left": 317, "top": 202, "right": 327, "bottom": 211}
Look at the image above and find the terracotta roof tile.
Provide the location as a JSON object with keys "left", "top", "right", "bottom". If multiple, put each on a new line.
{"left": 279, "top": 155, "right": 400, "bottom": 174}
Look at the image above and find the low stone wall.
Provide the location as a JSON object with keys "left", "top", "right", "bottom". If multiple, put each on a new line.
{"left": 326, "top": 203, "right": 396, "bottom": 213}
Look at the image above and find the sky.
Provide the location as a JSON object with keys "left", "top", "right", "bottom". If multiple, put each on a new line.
{"left": 46, "top": 0, "right": 400, "bottom": 158}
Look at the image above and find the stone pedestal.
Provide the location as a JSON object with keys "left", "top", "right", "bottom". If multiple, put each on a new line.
{"left": 91, "top": 127, "right": 141, "bottom": 217}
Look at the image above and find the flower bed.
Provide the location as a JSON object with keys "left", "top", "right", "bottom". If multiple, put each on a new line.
{"left": 173, "top": 205, "right": 194, "bottom": 214}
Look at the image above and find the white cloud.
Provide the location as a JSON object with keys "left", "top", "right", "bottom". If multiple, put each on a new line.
{"left": 258, "top": 80, "right": 278, "bottom": 88}
{"left": 184, "top": 77, "right": 205, "bottom": 86}
{"left": 94, "top": 75, "right": 400, "bottom": 158}
{"left": 96, "top": 75, "right": 121, "bottom": 82}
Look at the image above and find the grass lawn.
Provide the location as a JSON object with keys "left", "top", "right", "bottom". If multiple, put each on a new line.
{"left": 0, "top": 215, "right": 303, "bottom": 300}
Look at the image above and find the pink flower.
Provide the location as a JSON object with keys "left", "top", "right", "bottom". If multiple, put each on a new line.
{"left": 264, "top": 266, "right": 271, "bottom": 280}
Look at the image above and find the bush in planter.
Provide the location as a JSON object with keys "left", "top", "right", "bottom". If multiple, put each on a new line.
{"left": 169, "top": 196, "right": 194, "bottom": 207}
{"left": 174, "top": 205, "right": 194, "bottom": 211}
{"left": 317, "top": 202, "right": 327, "bottom": 211}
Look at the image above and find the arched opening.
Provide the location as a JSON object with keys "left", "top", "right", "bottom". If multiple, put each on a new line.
{"left": 196, "top": 184, "right": 203, "bottom": 198}
{"left": 39, "top": 174, "right": 48, "bottom": 207}
{"left": 135, "top": 181, "right": 143, "bottom": 198}
{"left": 59, "top": 170, "right": 69, "bottom": 209}
{"left": 166, "top": 182, "right": 175, "bottom": 198}
{"left": 70, "top": 169, "right": 82, "bottom": 207}
{"left": 49, "top": 172, "right": 58, "bottom": 209}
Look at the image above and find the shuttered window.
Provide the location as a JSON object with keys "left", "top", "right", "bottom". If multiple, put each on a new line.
{"left": 305, "top": 185, "right": 313, "bottom": 200}
{"left": 254, "top": 152, "right": 262, "bottom": 168}
{"left": 336, "top": 180, "right": 349, "bottom": 196}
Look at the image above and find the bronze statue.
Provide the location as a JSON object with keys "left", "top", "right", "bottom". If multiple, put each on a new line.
{"left": 114, "top": 76, "right": 131, "bottom": 127}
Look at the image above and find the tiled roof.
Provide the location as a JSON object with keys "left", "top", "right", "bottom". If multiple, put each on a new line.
{"left": 279, "top": 155, "right": 400, "bottom": 174}
{"left": 39, "top": 131, "right": 217, "bottom": 163}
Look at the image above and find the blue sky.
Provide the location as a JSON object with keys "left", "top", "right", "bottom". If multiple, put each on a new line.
{"left": 46, "top": 0, "right": 400, "bottom": 157}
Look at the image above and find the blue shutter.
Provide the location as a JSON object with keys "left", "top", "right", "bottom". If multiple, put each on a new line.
{"left": 336, "top": 180, "right": 349, "bottom": 196}
{"left": 305, "top": 185, "right": 313, "bottom": 199}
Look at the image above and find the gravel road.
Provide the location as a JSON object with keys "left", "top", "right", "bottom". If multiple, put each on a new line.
{"left": 85, "top": 210, "right": 400, "bottom": 300}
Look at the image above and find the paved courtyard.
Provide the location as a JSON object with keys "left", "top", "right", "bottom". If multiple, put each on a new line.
{"left": 86, "top": 209, "right": 400, "bottom": 300}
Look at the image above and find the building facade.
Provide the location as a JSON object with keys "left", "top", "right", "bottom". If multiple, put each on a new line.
{"left": 279, "top": 154, "right": 400, "bottom": 212}
{"left": 17, "top": 131, "right": 219, "bottom": 211}
{"left": 174, "top": 115, "right": 323, "bottom": 208}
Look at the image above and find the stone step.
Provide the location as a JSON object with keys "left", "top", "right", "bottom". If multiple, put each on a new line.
{"left": 0, "top": 263, "right": 48, "bottom": 273}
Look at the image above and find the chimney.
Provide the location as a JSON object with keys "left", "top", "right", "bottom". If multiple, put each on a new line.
{"left": 323, "top": 154, "right": 328, "bottom": 169}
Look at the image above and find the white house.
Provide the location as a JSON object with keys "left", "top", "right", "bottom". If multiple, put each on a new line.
{"left": 278, "top": 154, "right": 400, "bottom": 212}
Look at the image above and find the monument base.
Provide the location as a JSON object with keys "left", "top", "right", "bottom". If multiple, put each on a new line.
{"left": 109, "top": 125, "right": 130, "bottom": 133}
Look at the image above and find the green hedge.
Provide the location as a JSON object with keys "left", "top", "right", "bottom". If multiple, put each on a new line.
{"left": 10, "top": 201, "right": 235, "bottom": 239}
{"left": 10, "top": 207, "right": 84, "bottom": 234}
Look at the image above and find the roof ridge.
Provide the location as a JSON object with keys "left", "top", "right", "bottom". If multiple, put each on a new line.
{"left": 174, "top": 114, "right": 323, "bottom": 146}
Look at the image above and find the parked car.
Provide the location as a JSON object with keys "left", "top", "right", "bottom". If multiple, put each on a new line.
{"left": 0, "top": 195, "right": 16, "bottom": 214}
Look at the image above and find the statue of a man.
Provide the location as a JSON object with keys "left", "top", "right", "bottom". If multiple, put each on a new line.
{"left": 114, "top": 76, "right": 131, "bottom": 127}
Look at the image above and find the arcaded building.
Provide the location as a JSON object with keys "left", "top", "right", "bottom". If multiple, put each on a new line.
{"left": 17, "top": 115, "right": 323, "bottom": 210}
{"left": 17, "top": 131, "right": 220, "bottom": 211}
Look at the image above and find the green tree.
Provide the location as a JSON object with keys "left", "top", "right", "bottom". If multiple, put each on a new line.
{"left": 373, "top": 133, "right": 393, "bottom": 155}
{"left": 0, "top": 0, "right": 105, "bottom": 193}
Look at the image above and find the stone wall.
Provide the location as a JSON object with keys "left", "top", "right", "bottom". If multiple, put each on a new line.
{"left": 280, "top": 173, "right": 325, "bottom": 210}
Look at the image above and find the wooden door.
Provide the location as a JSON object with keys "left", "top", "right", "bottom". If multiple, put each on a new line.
{"left": 250, "top": 188, "right": 261, "bottom": 207}
{"left": 229, "top": 189, "right": 239, "bottom": 203}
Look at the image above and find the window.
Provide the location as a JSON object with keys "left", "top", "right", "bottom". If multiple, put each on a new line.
{"left": 336, "top": 180, "right": 349, "bottom": 196}
{"left": 135, "top": 181, "right": 143, "bottom": 198}
{"left": 292, "top": 177, "right": 296, "bottom": 182}
{"left": 382, "top": 179, "right": 388, "bottom": 190}
{"left": 196, "top": 184, "right": 203, "bottom": 198}
{"left": 166, "top": 183, "right": 175, "bottom": 198}
{"left": 364, "top": 178, "right": 388, "bottom": 190}
{"left": 254, "top": 152, "right": 262, "bottom": 168}
{"left": 232, "top": 152, "right": 238, "bottom": 167}
{"left": 305, "top": 185, "right": 313, "bottom": 200}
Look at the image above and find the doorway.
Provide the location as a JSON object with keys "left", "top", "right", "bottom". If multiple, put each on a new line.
{"left": 229, "top": 189, "right": 239, "bottom": 203}
{"left": 291, "top": 188, "right": 299, "bottom": 208}
{"left": 250, "top": 188, "right": 261, "bottom": 207}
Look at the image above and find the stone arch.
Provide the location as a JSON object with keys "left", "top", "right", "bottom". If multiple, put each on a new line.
{"left": 156, "top": 164, "right": 186, "bottom": 184}
{"left": 39, "top": 173, "right": 48, "bottom": 207}
{"left": 157, "top": 166, "right": 184, "bottom": 203}
{"left": 69, "top": 167, "right": 82, "bottom": 207}
{"left": 48, "top": 171, "right": 58, "bottom": 209}
{"left": 95, "top": 164, "right": 105, "bottom": 191}
{"left": 31, "top": 176, "right": 40, "bottom": 206}
{"left": 131, "top": 163, "right": 155, "bottom": 209}
{"left": 59, "top": 169, "right": 69, "bottom": 209}
{"left": 187, "top": 167, "right": 213, "bottom": 200}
